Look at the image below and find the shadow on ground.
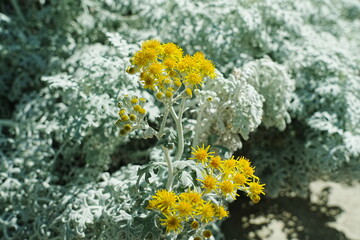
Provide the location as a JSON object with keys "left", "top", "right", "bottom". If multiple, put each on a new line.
{"left": 221, "top": 187, "right": 347, "bottom": 240}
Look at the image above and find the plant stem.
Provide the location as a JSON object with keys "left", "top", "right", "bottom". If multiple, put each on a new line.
{"left": 157, "top": 97, "right": 186, "bottom": 190}
{"left": 156, "top": 107, "right": 169, "bottom": 139}
{"left": 192, "top": 103, "right": 206, "bottom": 148}
{"left": 171, "top": 97, "right": 186, "bottom": 162}
{"left": 155, "top": 106, "right": 173, "bottom": 190}
{"left": 162, "top": 146, "right": 174, "bottom": 191}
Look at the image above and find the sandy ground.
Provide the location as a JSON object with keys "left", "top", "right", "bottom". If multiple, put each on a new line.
{"left": 310, "top": 181, "right": 360, "bottom": 240}
{"left": 222, "top": 181, "right": 360, "bottom": 240}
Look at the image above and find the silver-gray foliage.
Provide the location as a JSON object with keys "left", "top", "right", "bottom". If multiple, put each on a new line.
{"left": 1, "top": 0, "right": 360, "bottom": 239}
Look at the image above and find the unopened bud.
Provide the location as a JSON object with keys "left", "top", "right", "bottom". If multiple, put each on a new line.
{"left": 126, "top": 67, "right": 136, "bottom": 74}
{"left": 203, "top": 230, "right": 212, "bottom": 238}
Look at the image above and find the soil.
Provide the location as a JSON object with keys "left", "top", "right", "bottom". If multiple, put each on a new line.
{"left": 221, "top": 181, "right": 360, "bottom": 240}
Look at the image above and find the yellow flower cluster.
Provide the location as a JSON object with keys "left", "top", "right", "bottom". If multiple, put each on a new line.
{"left": 127, "top": 40, "right": 216, "bottom": 99}
{"left": 115, "top": 95, "right": 147, "bottom": 135}
{"left": 147, "top": 189, "right": 228, "bottom": 236}
{"left": 147, "top": 145, "right": 264, "bottom": 236}
{"left": 191, "top": 145, "right": 265, "bottom": 203}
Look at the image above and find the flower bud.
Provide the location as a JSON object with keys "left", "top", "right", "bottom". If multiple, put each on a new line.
{"left": 123, "top": 124, "right": 132, "bottom": 131}
{"left": 203, "top": 230, "right": 212, "bottom": 238}
{"left": 126, "top": 66, "right": 136, "bottom": 74}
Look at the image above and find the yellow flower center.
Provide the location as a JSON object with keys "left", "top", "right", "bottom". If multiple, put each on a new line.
{"left": 190, "top": 145, "right": 214, "bottom": 164}
{"left": 209, "top": 156, "right": 222, "bottom": 169}
{"left": 176, "top": 201, "right": 193, "bottom": 217}
{"left": 185, "top": 72, "right": 202, "bottom": 87}
{"left": 248, "top": 182, "right": 265, "bottom": 195}
{"left": 195, "top": 150, "right": 208, "bottom": 161}
{"left": 219, "top": 180, "right": 234, "bottom": 195}
{"left": 243, "top": 165, "right": 255, "bottom": 177}
{"left": 202, "top": 175, "right": 217, "bottom": 190}
{"left": 199, "top": 203, "right": 214, "bottom": 222}
{"left": 233, "top": 172, "right": 247, "bottom": 186}
{"left": 160, "top": 214, "right": 182, "bottom": 233}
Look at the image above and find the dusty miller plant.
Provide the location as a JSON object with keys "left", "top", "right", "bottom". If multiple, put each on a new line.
{"left": 113, "top": 39, "right": 265, "bottom": 239}
{"left": 1, "top": 0, "right": 360, "bottom": 239}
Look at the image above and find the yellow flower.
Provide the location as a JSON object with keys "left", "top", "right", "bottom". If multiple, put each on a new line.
{"left": 232, "top": 172, "right": 248, "bottom": 186}
{"left": 163, "top": 58, "right": 177, "bottom": 70}
{"left": 222, "top": 156, "right": 239, "bottom": 169}
{"left": 169, "top": 69, "right": 179, "bottom": 78}
{"left": 238, "top": 156, "right": 257, "bottom": 178}
{"left": 220, "top": 156, "right": 239, "bottom": 177}
{"left": 147, "top": 189, "right": 177, "bottom": 213}
{"left": 242, "top": 165, "right": 256, "bottom": 178}
{"left": 162, "top": 77, "right": 172, "bottom": 86}
{"left": 215, "top": 205, "right": 229, "bottom": 220}
{"left": 161, "top": 42, "right": 183, "bottom": 60}
{"left": 193, "top": 52, "right": 216, "bottom": 78}
{"left": 148, "top": 62, "right": 164, "bottom": 77}
{"left": 197, "top": 202, "right": 215, "bottom": 223}
{"left": 208, "top": 155, "right": 222, "bottom": 169}
{"left": 190, "top": 144, "right": 214, "bottom": 164}
{"left": 147, "top": 198, "right": 157, "bottom": 209}
{"left": 160, "top": 213, "right": 183, "bottom": 233}
{"left": 176, "top": 54, "right": 196, "bottom": 72}
{"left": 141, "top": 39, "right": 161, "bottom": 51}
{"left": 131, "top": 48, "right": 157, "bottom": 67}
{"left": 184, "top": 71, "right": 203, "bottom": 89}
{"left": 140, "top": 73, "right": 157, "bottom": 90}
{"left": 197, "top": 174, "right": 218, "bottom": 192}
{"left": 247, "top": 180, "right": 265, "bottom": 204}
{"left": 238, "top": 156, "right": 251, "bottom": 168}
{"left": 178, "top": 190, "right": 203, "bottom": 206}
{"left": 175, "top": 200, "right": 195, "bottom": 219}
{"left": 247, "top": 181, "right": 265, "bottom": 196}
{"left": 218, "top": 180, "right": 238, "bottom": 199}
